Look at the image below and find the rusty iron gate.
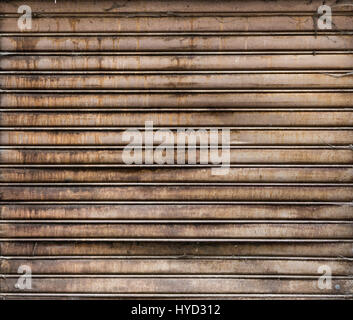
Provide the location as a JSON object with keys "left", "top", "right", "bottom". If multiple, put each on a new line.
{"left": 0, "top": 0, "right": 353, "bottom": 299}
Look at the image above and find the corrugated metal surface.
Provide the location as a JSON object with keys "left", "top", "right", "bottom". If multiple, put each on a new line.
{"left": 0, "top": 0, "right": 352, "bottom": 299}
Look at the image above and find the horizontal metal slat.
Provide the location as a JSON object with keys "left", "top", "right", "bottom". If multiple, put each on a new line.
{"left": 1, "top": 111, "right": 352, "bottom": 126}
{"left": 2, "top": 92, "right": 352, "bottom": 108}
{"left": 1, "top": 130, "right": 351, "bottom": 145}
{"left": 1, "top": 149, "right": 351, "bottom": 164}
{"left": 1, "top": 222, "right": 353, "bottom": 238}
{"left": 1, "top": 258, "right": 352, "bottom": 275}
{"left": 2, "top": 73, "right": 353, "bottom": 89}
{"left": 2, "top": 16, "right": 353, "bottom": 32}
{"left": 1, "top": 167, "right": 352, "bottom": 182}
{"left": 1, "top": 0, "right": 352, "bottom": 13}
{"left": 1, "top": 277, "right": 352, "bottom": 294}
{"left": 1, "top": 241, "right": 352, "bottom": 257}
{"left": 1, "top": 35, "right": 352, "bottom": 51}
{"left": 1, "top": 0, "right": 352, "bottom": 300}
{"left": 1, "top": 54, "right": 353, "bottom": 71}
{"left": 1, "top": 203, "right": 352, "bottom": 220}
{"left": 0, "top": 185, "right": 352, "bottom": 201}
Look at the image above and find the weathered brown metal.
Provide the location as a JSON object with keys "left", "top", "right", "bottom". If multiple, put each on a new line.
{"left": 1, "top": 92, "right": 352, "bottom": 108}
{"left": 2, "top": 73, "right": 353, "bottom": 89}
{"left": 1, "top": 241, "right": 352, "bottom": 257}
{"left": 1, "top": 54, "right": 353, "bottom": 71}
{"left": 1, "top": 0, "right": 353, "bottom": 300}
{"left": 2, "top": 16, "right": 353, "bottom": 32}
{"left": 1, "top": 130, "right": 351, "bottom": 145}
{"left": 1, "top": 203, "right": 352, "bottom": 220}
{"left": 1, "top": 111, "right": 353, "bottom": 126}
{"left": 1, "top": 258, "right": 353, "bottom": 275}
{"left": 2, "top": 221, "right": 353, "bottom": 238}
{"left": 1, "top": 0, "right": 352, "bottom": 13}
{"left": 1, "top": 149, "right": 352, "bottom": 164}
{"left": 1, "top": 167, "right": 353, "bottom": 182}
{"left": 1, "top": 278, "right": 353, "bottom": 295}
{"left": 1, "top": 185, "right": 352, "bottom": 201}
{"left": 2, "top": 35, "right": 353, "bottom": 51}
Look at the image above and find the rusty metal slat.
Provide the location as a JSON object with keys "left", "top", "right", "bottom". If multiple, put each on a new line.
{"left": 2, "top": 74, "right": 353, "bottom": 89}
{"left": 1, "top": 130, "right": 351, "bottom": 145}
{"left": 1, "top": 111, "right": 352, "bottom": 126}
{"left": 2, "top": 35, "right": 352, "bottom": 51}
{"left": 1, "top": 167, "right": 352, "bottom": 183}
{"left": 2, "top": 16, "right": 353, "bottom": 32}
{"left": 1, "top": 203, "right": 352, "bottom": 220}
{"left": 3, "top": 12, "right": 353, "bottom": 17}
{"left": 1, "top": 241, "right": 352, "bottom": 257}
{"left": 4, "top": 17, "right": 353, "bottom": 32}
{"left": 1, "top": 0, "right": 352, "bottom": 13}
{"left": 2, "top": 92, "right": 352, "bottom": 108}
{"left": 1, "top": 149, "right": 351, "bottom": 164}
{"left": 1, "top": 222, "right": 353, "bottom": 238}
{"left": 0, "top": 186, "right": 352, "bottom": 201}
{"left": 1, "top": 278, "right": 352, "bottom": 294}
{"left": 1, "top": 258, "right": 352, "bottom": 275}
{"left": 10, "top": 53, "right": 352, "bottom": 70}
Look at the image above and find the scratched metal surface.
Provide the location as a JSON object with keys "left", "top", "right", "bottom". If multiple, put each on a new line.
{"left": 0, "top": 0, "right": 353, "bottom": 299}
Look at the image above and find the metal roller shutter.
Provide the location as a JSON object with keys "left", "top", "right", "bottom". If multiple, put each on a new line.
{"left": 0, "top": 0, "right": 352, "bottom": 299}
